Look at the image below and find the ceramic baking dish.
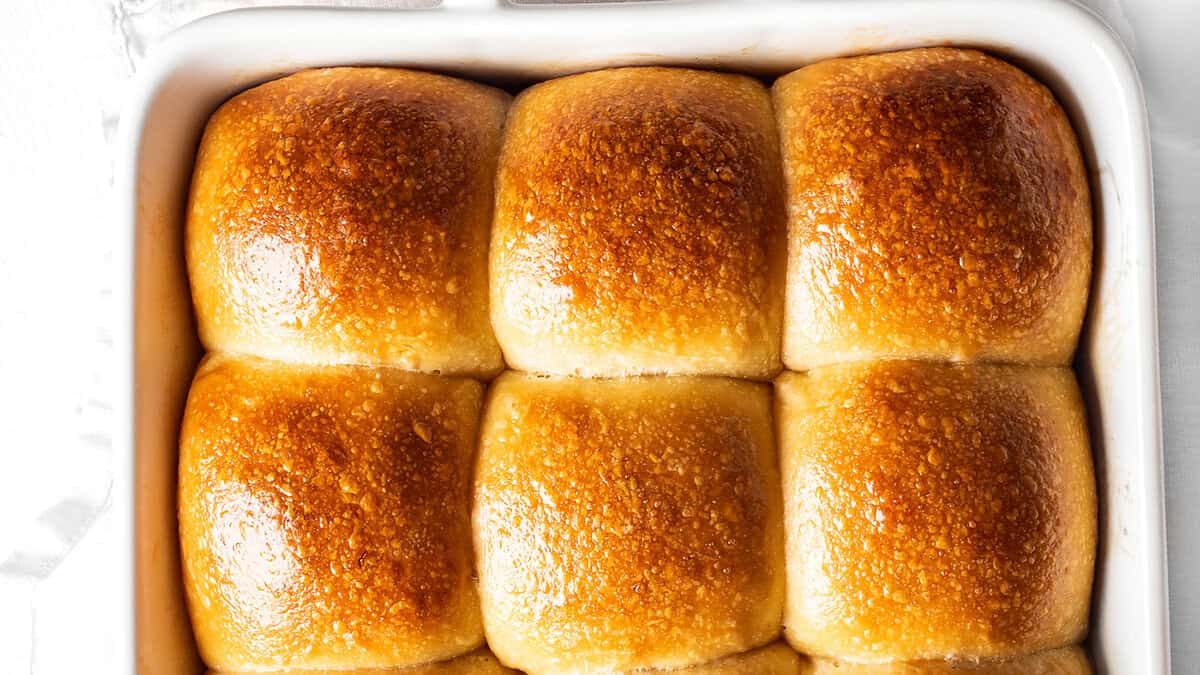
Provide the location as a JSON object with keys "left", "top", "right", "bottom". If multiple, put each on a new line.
{"left": 114, "top": 1, "right": 1169, "bottom": 672}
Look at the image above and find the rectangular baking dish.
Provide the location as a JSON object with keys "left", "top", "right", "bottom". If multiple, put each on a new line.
{"left": 114, "top": 1, "right": 1169, "bottom": 672}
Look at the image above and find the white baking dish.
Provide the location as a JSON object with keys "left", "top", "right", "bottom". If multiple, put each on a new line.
{"left": 114, "top": 1, "right": 1169, "bottom": 672}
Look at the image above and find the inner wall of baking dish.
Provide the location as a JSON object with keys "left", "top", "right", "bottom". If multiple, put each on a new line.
{"left": 132, "top": 5, "right": 1155, "bottom": 673}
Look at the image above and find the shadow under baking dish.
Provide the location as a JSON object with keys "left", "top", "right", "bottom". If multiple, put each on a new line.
{"left": 117, "top": 2, "right": 1167, "bottom": 673}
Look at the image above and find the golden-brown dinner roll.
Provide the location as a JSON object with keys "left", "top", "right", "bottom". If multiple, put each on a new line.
{"left": 207, "top": 648, "right": 517, "bottom": 675}
{"left": 799, "top": 646, "right": 1091, "bottom": 674}
{"left": 491, "top": 67, "right": 787, "bottom": 379}
{"left": 474, "top": 373, "right": 785, "bottom": 673}
{"left": 188, "top": 68, "right": 508, "bottom": 376}
{"left": 776, "top": 361, "right": 1095, "bottom": 662}
{"left": 774, "top": 48, "right": 1091, "bottom": 369}
{"left": 179, "top": 354, "right": 484, "bottom": 671}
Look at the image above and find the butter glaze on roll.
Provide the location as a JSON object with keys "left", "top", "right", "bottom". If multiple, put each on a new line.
{"left": 774, "top": 48, "right": 1091, "bottom": 369}
{"left": 474, "top": 373, "right": 785, "bottom": 673}
{"left": 187, "top": 68, "right": 508, "bottom": 376}
{"left": 179, "top": 355, "right": 484, "bottom": 671}
{"left": 776, "top": 361, "right": 1095, "bottom": 661}
{"left": 800, "top": 646, "right": 1091, "bottom": 674}
{"left": 491, "top": 67, "right": 787, "bottom": 379}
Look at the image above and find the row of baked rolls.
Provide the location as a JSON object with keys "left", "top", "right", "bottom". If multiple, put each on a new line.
{"left": 179, "top": 356, "right": 1093, "bottom": 673}
{"left": 770, "top": 47, "right": 1095, "bottom": 673}
{"left": 187, "top": 49, "right": 1090, "bottom": 380}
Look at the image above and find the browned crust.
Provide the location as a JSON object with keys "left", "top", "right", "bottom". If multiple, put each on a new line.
{"left": 474, "top": 373, "right": 785, "bottom": 672}
{"left": 187, "top": 68, "right": 508, "bottom": 375}
{"left": 179, "top": 354, "right": 484, "bottom": 670}
{"left": 491, "top": 67, "right": 787, "bottom": 378}
{"left": 775, "top": 48, "right": 1091, "bottom": 368}
{"left": 777, "top": 361, "right": 1095, "bottom": 661}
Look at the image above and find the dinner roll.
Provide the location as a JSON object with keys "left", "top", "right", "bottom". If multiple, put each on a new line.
{"left": 188, "top": 68, "right": 508, "bottom": 376}
{"left": 491, "top": 67, "right": 787, "bottom": 379}
{"left": 474, "top": 373, "right": 785, "bottom": 673}
{"left": 207, "top": 648, "right": 516, "bottom": 675}
{"left": 799, "top": 646, "right": 1091, "bottom": 674}
{"left": 179, "top": 355, "right": 484, "bottom": 671}
{"left": 776, "top": 361, "right": 1095, "bottom": 661}
{"left": 774, "top": 48, "right": 1091, "bottom": 369}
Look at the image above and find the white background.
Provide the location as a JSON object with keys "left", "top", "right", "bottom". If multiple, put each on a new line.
{"left": 0, "top": 0, "right": 1195, "bottom": 672}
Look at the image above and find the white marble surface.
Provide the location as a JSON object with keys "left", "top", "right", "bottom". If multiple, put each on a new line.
{"left": 0, "top": 0, "right": 1194, "bottom": 672}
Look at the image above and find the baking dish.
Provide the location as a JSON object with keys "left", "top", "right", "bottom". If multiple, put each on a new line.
{"left": 113, "top": 1, "right": 1168, "bottom": 672}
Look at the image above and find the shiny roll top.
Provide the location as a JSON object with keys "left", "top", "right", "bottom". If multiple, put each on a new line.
{"left": 179, "top": 355, "right": 484, "bottom": 671}
{"left": 187, "top": 67, "right": 508, "bottom": 376}
{"left": 774, "top": 48, "right": 1091, "bottom": 369}
{"left": 491, "top": 67, "right": 787, "bottom": 379}
{"left": 474, "top": 374, "right": 785, "bottom": 673}
{"left": 776, "top": 361, "right": 1095, "bottom": 662}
